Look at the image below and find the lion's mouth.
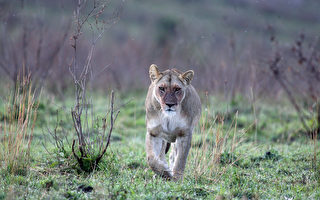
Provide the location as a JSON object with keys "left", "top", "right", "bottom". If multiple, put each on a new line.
{"left": 165, "top": 108, "right": 176, "bottom": 112}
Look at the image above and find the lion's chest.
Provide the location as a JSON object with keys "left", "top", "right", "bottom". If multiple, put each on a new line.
{"left": 147, "top": 112, "right": 188, "bottom": 142}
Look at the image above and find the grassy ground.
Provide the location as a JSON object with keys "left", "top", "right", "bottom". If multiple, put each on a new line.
{"left": 0, "top": 91, "right": 320, "bottom": 199}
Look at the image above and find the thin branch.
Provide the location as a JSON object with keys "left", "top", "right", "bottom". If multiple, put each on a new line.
{"left": 95, "top": 91, "right": 119, "bottom": 164}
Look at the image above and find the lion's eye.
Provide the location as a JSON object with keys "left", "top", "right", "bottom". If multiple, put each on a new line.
{"left": 159, "top": 87, "right": 165, "bottom": 92}
{"left": 174, "top": 88, "right": 181, "bottom": 92}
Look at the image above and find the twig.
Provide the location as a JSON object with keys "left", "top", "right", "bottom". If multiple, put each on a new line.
{"left": 95, "top": 91, "right": 120, "bottom": 164}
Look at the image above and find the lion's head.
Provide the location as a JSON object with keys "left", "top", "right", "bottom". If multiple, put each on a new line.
{"left": 149, "top": 64, "right": 194, "bottom": 115}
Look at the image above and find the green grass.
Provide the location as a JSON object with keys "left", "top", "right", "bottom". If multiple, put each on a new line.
{"left": 0, "top": 91, "right": 319, "bottom": 199}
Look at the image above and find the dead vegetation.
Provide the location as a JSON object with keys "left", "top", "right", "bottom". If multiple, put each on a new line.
{"left": 0, "top": 73, "right": 38, "bottom": 175}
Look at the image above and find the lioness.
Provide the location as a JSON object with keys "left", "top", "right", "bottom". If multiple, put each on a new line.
{"left": 145, "top": 64, "right": 201, "bottom": 181}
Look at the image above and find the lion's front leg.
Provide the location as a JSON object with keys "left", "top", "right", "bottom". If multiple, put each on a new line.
{"left": 171, "top": 134, "right": 192, "bottom": 181}
{"left": 146, "top": 132, "right": 172, "bottom": 179}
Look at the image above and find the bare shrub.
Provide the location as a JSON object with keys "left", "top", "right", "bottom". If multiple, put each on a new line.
{"left": 68, "top": 0, "right": 119, "bottom": 172}
{"left": 268, "top": 30, "right": 320, "bottom": 136}
{"left": 42, "top": 0, "right": 121, "bottom": 173}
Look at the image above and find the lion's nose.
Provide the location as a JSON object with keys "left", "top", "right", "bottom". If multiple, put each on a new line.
{"left": 166, "top": 103, "right": 175, "bottom": 108}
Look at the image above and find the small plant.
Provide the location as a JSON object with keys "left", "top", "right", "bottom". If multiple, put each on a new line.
{"left": 68, "top": 0, "right": 119, "bottom": 173}
{"left": 268, "top": 31, "right": 320, "bottom": 136}
{"left": 0, "top": 74, "right": 38, "bottom": 175}
{"left": 44, "top": 0, "right": 120, "bottom": 173}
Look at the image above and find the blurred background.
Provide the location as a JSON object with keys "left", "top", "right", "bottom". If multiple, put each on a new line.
{"left": 0, "top": 0, "right": 320, "bottom": 101}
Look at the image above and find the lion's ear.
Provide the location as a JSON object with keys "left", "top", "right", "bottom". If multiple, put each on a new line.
{"left": 149, "top": 64, "right": 161, "bottom": 82}
{"left": 180, "top": 70, "right": 194, "bottom": 85}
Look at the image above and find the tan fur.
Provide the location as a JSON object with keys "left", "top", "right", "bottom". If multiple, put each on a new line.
{"left": 145, "top": 64, "right": 201, "bottom": 181}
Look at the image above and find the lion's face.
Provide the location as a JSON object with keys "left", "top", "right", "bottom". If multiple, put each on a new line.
{"left": 149, "top": 64, "right": 194, "bottom": 115}
{"left": 155, "top": 75, "right": 185, "bottom": 113}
